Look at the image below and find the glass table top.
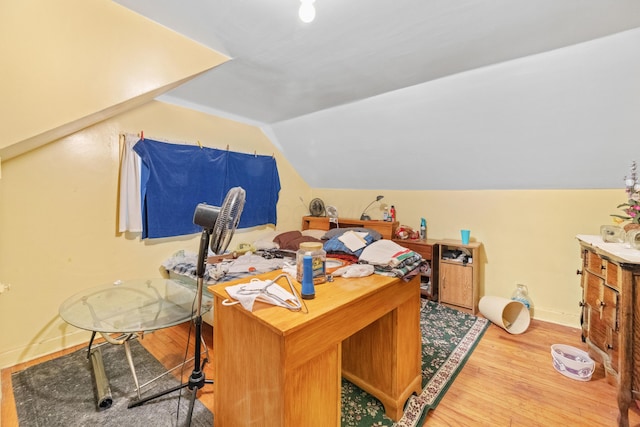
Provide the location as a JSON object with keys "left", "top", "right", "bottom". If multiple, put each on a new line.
{"left": 59, "top": 278, "right": 212, "bottom": 333}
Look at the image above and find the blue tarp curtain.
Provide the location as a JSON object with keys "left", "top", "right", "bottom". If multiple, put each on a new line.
{"left": 133, "top": 138, "right": 280, "bottom": 239}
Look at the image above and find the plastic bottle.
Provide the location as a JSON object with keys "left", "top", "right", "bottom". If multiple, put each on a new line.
{"left": 511, "top": 284, "right": 532, "bottom": 310}
{"left": 383, "top": 207, "right": 389, "bottom": 221}
{"left": 420, "top": 218, "right": 427, "bottom": 240}
{"left": 301, "top": 255, "right": 315, "bottom": 299}
{"left": 296, "top": 242, "right": 326, "bottom": 285}
{"left": 389, "top": 205, "right": 396, "bottom": 222}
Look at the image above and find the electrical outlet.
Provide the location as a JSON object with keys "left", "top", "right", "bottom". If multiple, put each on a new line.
{"left": 0, "top": 283, "right": 11, "bottom": 294}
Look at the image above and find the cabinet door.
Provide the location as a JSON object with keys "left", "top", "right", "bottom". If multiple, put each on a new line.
{"left": 439, "top": 262, "right": 473, "bottom": 308}
{"left": 584, "top": 272, "right": 618, "bottom": 330}
{"left": 581, "top": 270, "right": 619, "bottom": 374}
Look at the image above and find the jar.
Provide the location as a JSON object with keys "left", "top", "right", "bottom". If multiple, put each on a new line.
{"left": 296, "top": 242, "right": 326, "bottom": 285}
{"left": 511, "top": 284, "right": 532, "bottom": 310}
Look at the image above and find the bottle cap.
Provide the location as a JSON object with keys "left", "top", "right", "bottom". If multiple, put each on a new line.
{"left": 299, "top": 242, "right": 323, "bottom": 251}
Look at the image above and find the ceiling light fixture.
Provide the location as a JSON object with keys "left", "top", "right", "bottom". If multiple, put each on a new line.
{"left": 299, "top": 0, "right": 316, "bottom": 23}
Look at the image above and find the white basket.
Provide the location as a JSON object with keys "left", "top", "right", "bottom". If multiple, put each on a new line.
{"left": 550, "top": 344, "right": 595, "bottom": 381}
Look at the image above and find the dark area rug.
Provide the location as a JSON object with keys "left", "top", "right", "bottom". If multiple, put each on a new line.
{"left": 13, "top": 299, "right": 487, "bottom": 427}
{"left": 12, "top": 340, "right": 211, "bottom": 427}
{"left": 341, "top": 299, "right": 489, "bottom": 427}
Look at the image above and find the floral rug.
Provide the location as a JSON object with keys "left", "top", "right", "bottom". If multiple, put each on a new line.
{"left": 341, "top": 299, "right": 489, "bottom": 427}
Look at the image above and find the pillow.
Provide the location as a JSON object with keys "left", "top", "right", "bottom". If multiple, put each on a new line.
{"left": 253, "top": 230, "right": 281, "bottom": 250}
{"left": 273, "top": 230, "right": 323, "bottom": 251}
{"left": 301, "top": 229, "right": 327, "bottom": 240}
{"left": 322, "top": 227, "right": 382, "bottom": 241}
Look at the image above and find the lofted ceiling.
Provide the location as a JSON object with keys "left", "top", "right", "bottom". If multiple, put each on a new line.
{"left": 113, "top": 0, "right": 640, "bottom": 190}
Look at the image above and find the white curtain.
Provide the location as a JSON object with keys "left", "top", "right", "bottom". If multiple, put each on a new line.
{"left": 118, "top": 133, "right": 142, "bottom": 233}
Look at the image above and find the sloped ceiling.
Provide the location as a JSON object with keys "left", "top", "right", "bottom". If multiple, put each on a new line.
{"left": 0, "top": 0, "right": 228, "bottom": 161}
{"left": 115, "top": 0, "right": 640, "bottom": 190}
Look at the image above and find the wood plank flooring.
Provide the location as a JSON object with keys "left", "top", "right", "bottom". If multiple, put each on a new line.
{"left": 3, "top": 316, "right": 640, "bottom": 426}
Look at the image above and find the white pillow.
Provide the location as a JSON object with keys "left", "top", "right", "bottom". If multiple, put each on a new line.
{"left": 301, "top": 229, "right": 327, "bottom": 240}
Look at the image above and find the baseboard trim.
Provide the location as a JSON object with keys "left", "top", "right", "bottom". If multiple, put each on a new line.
{"left": 0, "top": 329, "right": 91, "bottom": 370}
{"left": 532, "top": 307, "right": 580, "bottom": 329}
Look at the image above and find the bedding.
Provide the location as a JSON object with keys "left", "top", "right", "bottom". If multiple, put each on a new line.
{"left": 162, "top": 226, "right": 426, "bottom": 326}
{"left": 162, "top": 250, "right": 287, "bottom": 285}
{"left": 272, "top": 230, "right": 323, "bottom": 251}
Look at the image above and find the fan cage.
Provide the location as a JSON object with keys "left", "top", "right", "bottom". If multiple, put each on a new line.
{"left": 210, "top": 187, "right": 246, "bottom": 254}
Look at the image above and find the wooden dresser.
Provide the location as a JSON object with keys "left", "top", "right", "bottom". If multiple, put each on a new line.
{"left": 577, "top": 235, "right": 640, "bottom": 427}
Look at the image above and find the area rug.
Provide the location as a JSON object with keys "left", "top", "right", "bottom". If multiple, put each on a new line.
{"left": 12, "top": 340, "right": 211, "bottom": 427}
{"left": 341, "top": 299, "right": 489, "bottom": 427}
{"left": 13, "top": 300, "right": 487, "bottom": 427}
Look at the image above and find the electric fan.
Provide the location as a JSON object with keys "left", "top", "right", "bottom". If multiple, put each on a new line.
{"left": 129, "top": 187, "right": 246, "bottom": 426}
{"left": 308, "top": 198, "right": 325, "bottom": 216}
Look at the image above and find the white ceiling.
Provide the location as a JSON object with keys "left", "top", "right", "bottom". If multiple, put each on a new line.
{"left": 113, "top": 0, "right": 640, "bottom": 190}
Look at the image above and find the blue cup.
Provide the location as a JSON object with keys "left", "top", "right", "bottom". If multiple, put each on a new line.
{"left": 461, "top": 229, "right": 470, "bottom": 245}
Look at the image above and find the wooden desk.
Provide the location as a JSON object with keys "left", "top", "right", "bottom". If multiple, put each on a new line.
{"left": 208, "top": 271, "right": 422, "bottom": 426}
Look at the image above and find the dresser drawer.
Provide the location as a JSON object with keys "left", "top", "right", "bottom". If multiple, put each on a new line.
{"left": 584, "top": 249, "right": 606, "bottom": 277}
{"left": 583, "top": 272, "right": 618, "bottom": 330}
{"left": 606, "top": 260, "right": 620, "bottom": 290}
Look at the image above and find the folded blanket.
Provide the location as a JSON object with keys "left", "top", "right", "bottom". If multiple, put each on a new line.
{"left": 359, "top": 240, "right": 418, "bottom": 266}
{"left": 373, "top": 258, "right": 424, "bottom": 280}
{"left": 359, "top": 239, "right": 425, "bottom": 280}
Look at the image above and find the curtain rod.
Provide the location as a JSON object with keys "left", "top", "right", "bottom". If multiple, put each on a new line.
{"left": 119, "top": 131, "right": 274, "bottom": 158}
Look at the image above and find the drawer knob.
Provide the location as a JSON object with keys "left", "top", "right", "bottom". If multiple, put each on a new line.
{"left": 607, "top": 344, "right": 614, "bottom": 350}
{"left": 596, "top": 299, "right": 606, "bottom": 307}
{"left": 601, "top": 265, "right": 606, "bottom": 271}
{"left": 578, "top": 301, "right": 585, "bottom": 307}
{"left": 576, "top": 269, "right": 583, "bottom": 275}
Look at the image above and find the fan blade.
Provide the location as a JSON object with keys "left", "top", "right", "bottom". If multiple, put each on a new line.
{"left": 210, "top": 187, "right": 246, "bottom": 255}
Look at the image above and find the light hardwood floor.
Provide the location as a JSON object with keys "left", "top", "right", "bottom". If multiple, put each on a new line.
{"left": 3, "top": 316, "right": 640, "bottom": 426}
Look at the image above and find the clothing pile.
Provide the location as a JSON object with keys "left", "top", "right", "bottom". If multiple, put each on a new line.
{"left": 358, "top": 239, "right": 424, "bottom": 280}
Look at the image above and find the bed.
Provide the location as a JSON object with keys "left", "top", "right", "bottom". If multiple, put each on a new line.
{"left": 161, "top": 226, "right": 427, "bottom": 325}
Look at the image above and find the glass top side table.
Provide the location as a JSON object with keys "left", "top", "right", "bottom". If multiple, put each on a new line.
{"left": 59, "top": 278, "right": 212, "bottom": 400}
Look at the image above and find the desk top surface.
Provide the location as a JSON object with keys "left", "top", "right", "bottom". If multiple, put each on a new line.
{"left": 208, "top": 270, "right": 413, "bottom": 335}
{"left": 59, "top": 278, "right": 212, "bottom": 333}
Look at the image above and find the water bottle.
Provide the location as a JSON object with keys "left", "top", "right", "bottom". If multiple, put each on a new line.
{"left": 511, "top": 284, "right": 532, "bottom": 310}
{"left": 420, "top": 218, "right": 427, "bottom": 240}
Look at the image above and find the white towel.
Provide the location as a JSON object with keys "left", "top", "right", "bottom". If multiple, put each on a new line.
{"left": 118, "top": 133, "right": 142, "bottom": 233}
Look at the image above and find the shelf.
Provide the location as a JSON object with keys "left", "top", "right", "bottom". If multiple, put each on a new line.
{"left": 302, "top": 216, "right": 398, "bottom": 240}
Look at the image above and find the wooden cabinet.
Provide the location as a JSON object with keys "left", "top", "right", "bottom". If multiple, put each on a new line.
{"left": 577, "top": 235, "right": 640, "bottom": 427}
{"left": 393, "top": 238, "right": 439, "bottom": 300}
{"left": 438, "top": 240, "right": 481, "bottom": 314}
{"left": 302, "top": 216, "right": 398, "bottom": 240}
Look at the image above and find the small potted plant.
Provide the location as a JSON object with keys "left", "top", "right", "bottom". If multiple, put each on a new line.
{"left": 612, "top": 161, "right": 640, "bottom": 232}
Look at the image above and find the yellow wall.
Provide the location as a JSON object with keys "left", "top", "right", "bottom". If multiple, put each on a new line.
{"left": 311, "top": 188, "right": 622, "bottom": 326}
{"left": 0, "top": 101, "right": 310, "bottom": 368}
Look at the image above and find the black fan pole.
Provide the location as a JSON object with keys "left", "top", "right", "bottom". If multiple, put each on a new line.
{"left": 128, "top": 228, "right": 213, "bottom": 426}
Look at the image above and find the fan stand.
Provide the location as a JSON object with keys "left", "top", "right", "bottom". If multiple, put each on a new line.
{"left": 128, "top": 228, "right": 213, "bottom": 426}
